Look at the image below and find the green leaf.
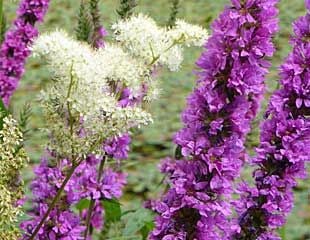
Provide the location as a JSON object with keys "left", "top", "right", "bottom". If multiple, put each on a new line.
{"left": 122, "top": 208, "right": 154, "bottom": 237}
{"left": 76, "top": 0, "right": 92, "bottom": 42}
{"left": 0, "top": 97, "right": 8, "bottom": 130}
{"left": 116, "top": 0, "right": 137, "bottom": 19}
{"left": 167, "top": 0, "right": 180, "bottom": 28}
{"left": 18, "top": 102, "right": 32, "bottom": 137}
{"left": 0, "top": 97, "right": 7, "bottom": 113}
{"left": 75, "top": 198, "right": 91, "bottom": 211}
{"left": 102, "top": 199, "right": 122, "bottom": 223}
{"left": 174, "top": 145, "right": 182, "bottom": 160}
{"left": 279, "top": 226, "right": 286, "bottom": 240}
{"left": 140, "top": 221, "right": 155, "bottom": 240}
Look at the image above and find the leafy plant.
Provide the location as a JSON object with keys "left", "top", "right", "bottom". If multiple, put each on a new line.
{"left": 116, "top": 0, "right": 137, "bottom": 19}
{"left": 167, "top": 0, "right": 180, "bottom": 28}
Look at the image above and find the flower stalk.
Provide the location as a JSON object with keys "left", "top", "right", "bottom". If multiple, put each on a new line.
{"left": 148, "top": 0, "right": 279, "bottom": 238}
{"left": 0, "top": 0, "right": 50, "bottom": 105}
{"left": 233, "top": 2, "right": 310, "bottom": 239}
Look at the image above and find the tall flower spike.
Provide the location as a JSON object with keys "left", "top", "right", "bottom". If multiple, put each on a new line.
{"left": 233, "top": 2, "right": 310, "bottom": 239}
{"left": 89, "top": 0, "right": 107, "bottom": 48}
{"left": 0, "top": 0, "right": 50, "bottom": 106}
{"left": 167, "top": 0, "right": 180, "bottom": 28}
{"left": 0, "top": 114, "right": 29, "bottom": 239}
{"left": 148, "top": 0, "right": 279, "bottom": 239}
{"left": 116, "top": 0, "right": 138, "bottom": 19}
{"left": 20, "top": 155, "right": 127, "bottom": 239}
{"left": 76, "top": 0, "right": 92, "bottom": 43}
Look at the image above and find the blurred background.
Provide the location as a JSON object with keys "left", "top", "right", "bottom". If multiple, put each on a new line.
{"left": 4, "top": 0, "right": 310, "bottom": 239}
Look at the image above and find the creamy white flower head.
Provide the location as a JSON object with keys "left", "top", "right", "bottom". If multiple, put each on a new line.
{"left": 112, "top": 13, "right": 208, "bottom": 71}
{"left": 0, "top": 115, "right": 28, "bottom": 183}
{"left": 112, "top": 14, "right": 163, "bottom": 65}
{"left": 33, "top": 30, "right": 152, "bottom": 98}
{"left": 168, "top": 19, "right": 208, "bottom": 47}
{"left": 144, "top": 79, "right": 161, "bottom": 102}
{"left": 32, "top": 30, "right": 109, "bottom": 91}
{"left": 33, "top": 31, "right": 153, "bottom": 158}
{"left": 97, "top": 44, "right": 151, "bottom": 95}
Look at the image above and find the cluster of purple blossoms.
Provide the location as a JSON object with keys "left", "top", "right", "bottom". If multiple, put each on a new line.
{"left": 21, "top": 154, "right": 127, "bottom": 239}
{"left": 233, "top": 2, "right": 310, "bottom": 239}
{"left": 104, "top": 134, "right": 131, "bottom": 163}
{"left": 0, "top": 0, "right": 50, "bottom": 106}
{"left": 148, "top": 0, "right": 279, "bottom": 239}
{"left": 20, "top": 158, "right": 86, "bottom": 239}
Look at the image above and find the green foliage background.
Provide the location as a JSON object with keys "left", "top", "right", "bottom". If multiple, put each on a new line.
{"left": 3, "top": 0, "right": 310, "bottom": 239}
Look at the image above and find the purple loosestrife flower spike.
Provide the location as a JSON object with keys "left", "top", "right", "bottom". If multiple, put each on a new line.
{"left": 232, "top": 1, "right": 310, "bottom": 239}
{"left": 20, "top": 158, "right": 86, "bottom": 239}
{"left": 21, "top": 155, "right": 127, "bottom": 239}
{"left": 0, "top": 0, "right": 50, "bottom": 106}
{"left": 148, "top": 0, "right": 279, "bottom": 239}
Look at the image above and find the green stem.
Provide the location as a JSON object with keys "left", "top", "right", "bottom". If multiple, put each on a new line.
{"left": 27, "top": 160, "right": 82, "bottom": 240}
{"left": 67, "top": 65, "right": 75, "bottom": 137}
{"left": 148, "top": 34, "right": 185, "bottom": 66}
{"left": 84, "top": 156, "right": 106, "bottom": 239}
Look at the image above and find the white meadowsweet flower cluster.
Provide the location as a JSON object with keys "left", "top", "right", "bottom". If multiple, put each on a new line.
{"left": 112, "top": 13, "right": 208, "bottom": 71}
{"left": 169, "top": 19, "right": 208, "bottom": 47}
{"left": 98, "top": 44, "right": 151, "bottom": 95}
{"left": 0, "top": 114, "right": 28, "bottom": 239}
{"left": 0, "top": 186, "right": 22, "bottom": 240}
{"left": 32, "top": 15, "right": 208, "bottom": 159}
{"left": 32, "top": 30, "right": 107, "bottom": 90}
{"left": 33, "top": 30, "right": 150, "bottom": 99}
{"left": 33, "top": 31, "right": 152, "bottom": 158}
{"left": 0, "top": 115, "right": 28, "bottom": 184}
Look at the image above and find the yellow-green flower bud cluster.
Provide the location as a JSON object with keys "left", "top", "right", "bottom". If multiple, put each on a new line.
{"left": 0, "top": 115, "right": 29, "bottom": 239}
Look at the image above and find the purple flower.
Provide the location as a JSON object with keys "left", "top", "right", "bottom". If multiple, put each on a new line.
{"left": 233, "top": 1, "right": 310, "bottom": 238}
{"left": 148, "top": 0, "right": 279, "bottom": 239}
{"left": 20, "top": 158, "right": 85, "bottom": 239}
{"left": 306, "top": 0, "right": 310, "bottom": 10}
{"left": 0, "top": 0, "right": 50, "bottom": 106}
{"left": 104, "top": 134, "right": 131, "bottom": 161}
{"left": 94, "top": 26, "right": 108, "bottom": 48}
{"left": 21, "top": 209, "right": 85, "bottom": 240}
{"left": 67, "top": 155, "right": 127, "bottom": 202}
{"left": 21, "top": 155, "right": 127, "bottom": 238}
